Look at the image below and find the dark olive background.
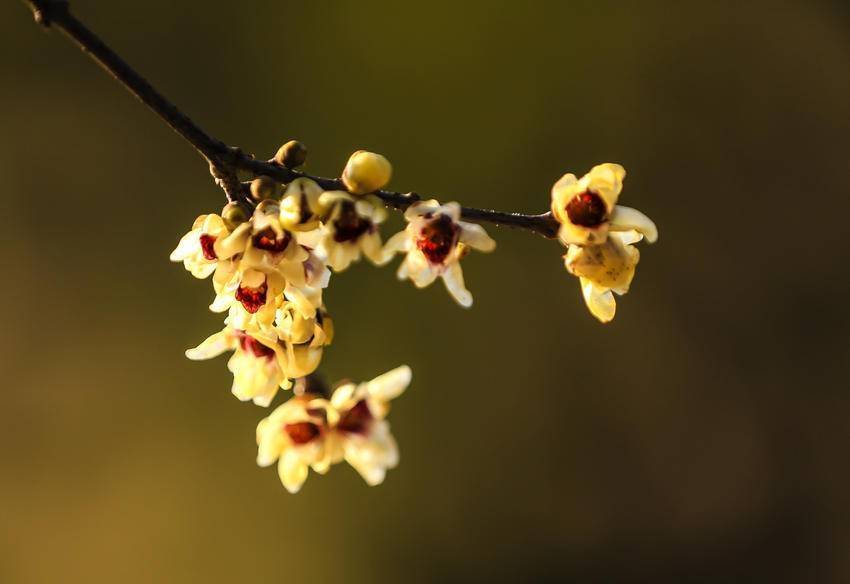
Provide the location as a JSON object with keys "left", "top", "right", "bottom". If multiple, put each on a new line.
{"left": 1, "top": 1, "right": 849, "bottom": 582}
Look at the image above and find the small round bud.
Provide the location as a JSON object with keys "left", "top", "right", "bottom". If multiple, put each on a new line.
{"left": 274, "top": 140, "right": 308, "bottom": 168}
{"left": 255, "top": 198, "right": 279, "bottom": 215}
{"left": 341, "top": 150, "right": 392, "bottom": 195}
{"left": 221, "top": 202, "right": 249, "bottom": 230}
{"left": 250, "top": 176, "right": 278, "bottom": 202}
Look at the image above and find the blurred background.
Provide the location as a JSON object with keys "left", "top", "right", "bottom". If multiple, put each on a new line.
{"left": 1, "top": 1, "right": 849, "bottom": 582}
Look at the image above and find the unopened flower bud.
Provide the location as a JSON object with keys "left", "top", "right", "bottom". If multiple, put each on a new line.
{"left": 274, "top": 140, "right": 308, "bottom": 168}
{"left": 221, "top": 202, "right": 249, "bottom": 230}
{"left": 342, "top": 150, "right": 392, "bottom": 195}
{"left": 250, "top": 176, "right": 278, "bottom": 202}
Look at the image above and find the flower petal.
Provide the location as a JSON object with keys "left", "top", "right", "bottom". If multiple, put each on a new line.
{"left": 367, "top": 365, "right": 412, "bottom": 403}
{"left": 278, "top": 449, "right": 309, "bottom": 494}
{"left": 610, "top": 205, "right": 658, "bottom": 243}
{"left": 185, "top": 329, "right": 235, "bottom": 360}
{"left": 458, "top": 222, "right": 496, "bottom": 252}
{"left": 441, "top": 262, "right": 473, "bottom": 307}
{"left": 580, "top": 277, "right": 616, "bottom": 323}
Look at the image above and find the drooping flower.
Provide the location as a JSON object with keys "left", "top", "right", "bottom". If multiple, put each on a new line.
{"left": 327, "top": 365, "right": 412, "bottom": 486}
{"left": 316, "top": 191, "right": 387, "bottom": 272}
{"left": 169, "top": 212, "right": 250, "bottom": 278}
{"left": 564, "top": 231, "right": 643, "bottom": 323}
{"left": 273, "top": 302, "right": 334, "bottom": 379}
{"left": 279, "top": 178, "right": 325, "bottom": 232}
{"left": 550, "top": 163, "right": 657, "bottom": 246}
{"left": 341, "top": 150, "right": 392, "bottom": 195}
{"left": 383, "top": 200, "right": 495, "bottom": 307}
{"left": 185, "top": 326, "right": 292, "bottom": 407}
{"left": 256, "top": 395, "right": 333, "bottom": 493}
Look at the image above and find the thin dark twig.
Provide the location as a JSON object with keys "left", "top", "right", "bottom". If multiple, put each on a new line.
{"left": 21, "top": 0, "right": 560, "bottom": 238}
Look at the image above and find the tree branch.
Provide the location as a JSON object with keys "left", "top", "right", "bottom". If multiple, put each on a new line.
{"left": 22, "top": 0, "right": 560, "bottom": 238}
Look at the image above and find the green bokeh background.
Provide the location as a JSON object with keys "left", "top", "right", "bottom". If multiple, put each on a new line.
{"left": 2, "top": 1, "right": 849, "bottom": 582}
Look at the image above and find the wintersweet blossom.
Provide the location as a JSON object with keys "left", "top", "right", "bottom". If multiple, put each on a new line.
{"left": 564, "top": 231, "right": 643, "bottom": 323}
{"left": 327, "top": 365, "right": 411, "bottom": 486}
{"left": 186, "top": 326, "right": 292, "bottom": 406}
{"left": 550, "top": 163, "right": 657, "bottom": 246}
{"left": 316, "top": 191, "right": 387, "bottom": 272}
{"left": 256, "top": 395, "right": 333, "bottom": 493}
{"left": 169, "top": 213, "right": 249, "bottom": 278}
{"left": 383, "top": 199, "right": 495, "bottom": 307}
{"left": 254, "top": 365, "right": 411, "bottom": 492}
{"left": 279, "top": 178, "right": 325, "bottom": 232}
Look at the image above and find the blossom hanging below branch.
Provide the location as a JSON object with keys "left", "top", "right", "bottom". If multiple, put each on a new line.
{"left": 23, "top": 0, "right": 659, "bottom": 493}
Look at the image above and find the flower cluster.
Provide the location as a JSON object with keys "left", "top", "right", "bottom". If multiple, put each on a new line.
{"left": 550, "top": 163, "right": 658, "bottom": 322}
{"left": 171, "top": 145, "right": 501, "bottom": 492}
{"left": 172, "top": 142, "right": 657, "bottom": 492}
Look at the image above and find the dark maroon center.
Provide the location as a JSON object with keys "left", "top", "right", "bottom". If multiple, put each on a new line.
{"left": 238, "top": 333, "right": 275, "bottom": 359}
{"left": 337, "top": 400, "right": 373, "bottom": 435}
{"left": 565, "top": 190, "right": 607, "bottom": 227}
{"left": 235, "top": 281, "right": 268, "bottom": 313}
{"left": 252, "top": 228, "right": 291, "bottom": 253}
{"left": 284, "top": 422, "right": 321, "bottom": 445}
{"left": 416, "top": 214, "right": 458, "bottom": 264}
{"left": 199, "top": 234, "right": 218, "bottom": 260}
{"left": 333, "top": 201, "right": 372, "bottom": 243}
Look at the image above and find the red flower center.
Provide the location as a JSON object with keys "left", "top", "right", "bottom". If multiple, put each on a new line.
{"left": 333, "top": 201, "right": 372, "bottom": 243}
{"left": 337, "top": 400, "right": 373, "bottom": 435}
{"left": 235, "top": 281, "right": 268, "bottom": 313}
{"left": 238, "top": 333, "right": 276, "bottom": 359}
{"left": 199, "top": 234, "right": 218, "bottom": 260}
{"left": 417, "top": 214, "right": 458, "bottom": 264}
{"left": 284, "top": 422, "right": 321, "bottom": 445}
{"left": 565, "top": 190, "right": 607, "bottom": 227}
{"left": 252, "top": 228, "right": 291, "bottom": 253}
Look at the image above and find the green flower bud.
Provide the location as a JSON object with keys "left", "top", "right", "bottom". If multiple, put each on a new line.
{"left": 221, "top": 202, "right": 249, "bottom": 230}
{"left": 274, "top": 140, "right": 308, "bottom": 168}
{"left": 250, "top": 175, "right": 278, "bottom": 202}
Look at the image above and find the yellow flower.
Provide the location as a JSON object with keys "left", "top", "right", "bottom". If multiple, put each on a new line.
{"left": 564, "top": 231, "right": 643, "bottom": 323}
{"left": 383, "top": 200, "right": 495, "bottom": 307}
{"left": 169, "top": 213, "right": 250, "bottom": 278}
{"left": 341, "top": 150, "right": 392, "bottom": 195}
{"left": 550, "top": 163, "right": 657, "bottom": 246}
{"left": 273, "top": 302, "right": 334, "bottom": 379}
{"left": 316, "top": 191, "right": 388, "bottom": 272}
{"left": 240, "top": 200, "right": 307, "bottom": 275}
{"left": 279, "top": 178, "right": 325, "bottom": 232}
{"left": 185, "top": 326, "right": 292, "bottom": 407}
{"left": 328, "top": 365, "right": 412, "bottom": 486}
{"left": 256, "top": 396, "right": 334, "bottom": 493}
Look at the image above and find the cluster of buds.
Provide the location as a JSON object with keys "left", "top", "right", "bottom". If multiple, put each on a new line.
{"left": 550, "top": 163, "right": 658, "bottom": 322}
{"left": 172, "top": 142, "right": 657, "bottom": 492}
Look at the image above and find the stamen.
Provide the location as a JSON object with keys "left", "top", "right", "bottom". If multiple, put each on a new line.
{"left": 235, "top": 281, "right": 268, "bottom": 313}
{"left": 199, "top": 234, "right": 217, "bottom": 260}
{"left": 333, "top": 201, "right": 372, "bottom": 243}
{"left": 566, "top": 190, "right": 607, "bottom": 227}
{"left": 284, "top": 422, "right": 321, "bottom": 444}
{"left": 253, "top": 228, "right": 291, "bottom": 252}
{"left": 417, "top": 214, "right": 458, "bottom": 264}
{"left": 239, "top": 333, "right": 276, "bottom": 359}
{"left": 337, "top": 400, "right": 373, "bottom": 434}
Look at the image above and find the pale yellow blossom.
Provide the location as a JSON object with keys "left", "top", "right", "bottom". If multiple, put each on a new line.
{"left": 256, "top": 396, "right": 333, "bottom": 493}
{"left": 551, "top": 163, "right": 657, "bottom": 246}
{"left": 185, "top": 326, "right": 292, "bottom": 407}
{"left": 316, "top": 191, "right": 387, "bottom": 272}
{"left": 564, "top": 231, "right": 643, "bottom": 323}
{"left": 383, "top": 200, "right": 495, "bottom": 307}
{"left": 341, "top": 150, "right": 392, "bottom": 195}
{"left": 169, "top": 213, "right": 249, "bottom": 278}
